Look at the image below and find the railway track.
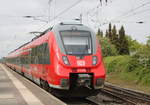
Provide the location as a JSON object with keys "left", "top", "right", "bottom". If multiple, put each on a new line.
{"left": 63, "top": 83, "right": 150, "bottom": 105}
{"left": 6, "top": 65, "right": 150, "bottom": 105}
{"left": 60, "top": 97, "right": 100, "bottom": 105}
{"left": 59, "top": 91, "right": 125, "bottom": 105}
{"left": 102, "top": 83, "right": 150, "bottom": 105}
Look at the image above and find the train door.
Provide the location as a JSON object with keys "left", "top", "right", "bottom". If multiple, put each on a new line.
{"left": 38, "top": 43, "right": 50, "bottom": 80}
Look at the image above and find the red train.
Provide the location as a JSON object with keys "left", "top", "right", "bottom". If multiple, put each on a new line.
{"left": 5, "top": 22, "right": 106, "bottom": 97}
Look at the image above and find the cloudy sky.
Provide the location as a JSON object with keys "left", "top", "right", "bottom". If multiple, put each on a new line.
{"left": 0, "top": 0, "right": 150, "bottom": 58}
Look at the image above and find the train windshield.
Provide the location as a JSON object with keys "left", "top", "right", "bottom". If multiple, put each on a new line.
{"left": 60, "top": 31, "right": 92, "bottom": 55}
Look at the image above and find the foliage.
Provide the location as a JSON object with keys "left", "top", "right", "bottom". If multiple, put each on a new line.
{"left": 97, "top": 25, "right": 150, "bottom": 86}
{"left": 104, "top": 56, "right": 131, "bottom": 73}
{"left": 118, "top": 26, "right": 129, "bottom": 55}
{"left": 100, "top": 31, "right": 103, "bottom": 37}
{"left": 111, "top": 25, "right": 119, "bottom": 51}
{"left": 97, "top": 28, "right": 103, "bottom": 37}
{"left": 106, "top": 30, "right": 109, "bottom": 38}
{"left": 111, "top": 25, "right": 117, "bottom": 44}
{"left": 108, "top": 23, "right": 112, "bottom": 40}
{"left": 132, "top": 45, "right": 150, "bottom": 69}
{"left": 97, "top": 28, "right": 101, "bottom": 36}
{"left": 97, "top": 36, "right": 118, "bottom": 57}
{"left": 100, "top": 24, "right": 130, "bottom": 55}
{"left": 147, "top": 36, "right": 150, "bottom": 46}
{"left": 104, "top": 55, "right": 150, "bottom": 85}
{"left": 126, "top": 35, "right": 142, "bottom": 54}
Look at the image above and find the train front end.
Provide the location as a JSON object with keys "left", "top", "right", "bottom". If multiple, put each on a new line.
{"left": 49, "top": 22, "right": 106, "bottom": 97}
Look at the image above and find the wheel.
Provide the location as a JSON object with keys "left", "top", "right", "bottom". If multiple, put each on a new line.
{"left": 40, "top": 79, "right": 49, "bottom": 91}
{"left": 21, "top": 71, "right": 24, "bottom": 76}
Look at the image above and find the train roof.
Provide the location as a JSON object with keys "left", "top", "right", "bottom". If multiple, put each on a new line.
{"left": 9, "top": 27, "right": 53, "bottom": 54}
{"left": 7, "top": 22, "right": 96, "bottom": 57}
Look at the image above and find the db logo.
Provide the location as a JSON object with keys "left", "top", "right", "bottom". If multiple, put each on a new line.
{"left": 77, "top": 60, "right": 85, "bottom": 66}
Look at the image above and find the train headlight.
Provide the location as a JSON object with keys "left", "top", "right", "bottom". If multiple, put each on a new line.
{"left": 92, "top": 56, "right": 97, "bottom": 65}
{"left": 62, "top": 56, "right": 70, "bottom": 65}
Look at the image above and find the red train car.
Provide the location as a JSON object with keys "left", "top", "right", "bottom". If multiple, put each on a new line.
{"left": 5, "top": 22, "right": 106, "bottom": 97}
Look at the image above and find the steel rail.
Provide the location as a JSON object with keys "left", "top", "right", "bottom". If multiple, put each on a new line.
{"left": 105, "top": 84, "right": 150, "bottom": 99}
{"left": 102, "top": 89, "right": 137, "bottom": 105}
{"left": 103, "top": 84, "right": 150, "bottom": 105}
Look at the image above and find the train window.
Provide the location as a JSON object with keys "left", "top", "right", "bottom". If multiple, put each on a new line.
{"left": 20, "top": 56, "right": 24, "bottom": 64}
{"left": 38, "top": 45, "right": 44, "bottom": 64}
{"left": 31, "top": 47, "right": 37, "bottom": 64}
{"left": 31, "top": 43, "right": 50, "bottom": 64}
{"left": 40, "top": 43, "right": 50, "bottom": 64}
{"left": 20, "top": 55, "right": 29, "bottom": 64}
{"left": 60, "top": 31, "right": 92, "bottom": 55}
{"left": 43, "top": 43, "right": 50, "bottom": 64}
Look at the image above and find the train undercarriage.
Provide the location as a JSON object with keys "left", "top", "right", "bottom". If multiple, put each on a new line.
{"left": 40, "top": 73, "right": 103, "bottom": 98}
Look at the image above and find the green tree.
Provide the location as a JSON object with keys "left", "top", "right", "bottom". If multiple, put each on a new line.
{"left": 126, "top": 35, "right": 142, "bottom": 54}
{"left": 147, "top": 36, "right": 150, "bottom": 46}
{"left": 118, "top": 26, "right": 129, "bottom": 55}
{"left": 108, "top": 23, "right": 112, "bottom": 40}
{"left": 97, "top": 28, "right": 103, "bottom": 37}
{"left": 97, "top": 36, "right": 118, "bottom": 57}
{"left": 111, "top": 25, "right": 119, "bottom": 50}
{"left": 100, "top": 31, "right": 103, "bottom": 37}
{"left": 106, "top": 30, "right": 109, "bottom": 38}
{"left": 97, "top": 28, "right": 101, "bottom": 36}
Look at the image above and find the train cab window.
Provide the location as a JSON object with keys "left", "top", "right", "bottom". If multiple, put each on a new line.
{"left": 60, "top": 31, "right": 92, "bottom": 55}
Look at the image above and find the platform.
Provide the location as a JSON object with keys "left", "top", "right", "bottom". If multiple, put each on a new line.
{"left": 0, "top": 64, "right": 66, "bottom": 105}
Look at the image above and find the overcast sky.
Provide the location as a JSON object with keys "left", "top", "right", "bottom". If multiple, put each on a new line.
{"left": 0, "top": 0, "right": 150, "bottom": 58}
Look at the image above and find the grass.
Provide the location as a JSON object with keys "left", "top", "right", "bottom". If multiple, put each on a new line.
{"left": 104, "top": 55, "right": 150, "bottom": 94}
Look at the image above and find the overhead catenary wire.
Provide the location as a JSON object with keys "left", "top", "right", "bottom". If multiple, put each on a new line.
{"left": 122, "top": 8, "right": 150, "bottom": 19}
{"left": 110, "top": 1, "right": 150, "bottom": 22}
{"left": 113, "top": 7, "right": 150, "bottom": 24}
{"left": 84, "top": 0, "right": 118, "bottom": 28}
{"left": 85, "top": 0, "right": 118, "bottom": 16}
{"left": 72, "top": 0, "right": 118, "bottom": 25}
{"left": 1, "top": 0, "right": 83, "bottom": 29}
{"left": 97, "top": 0, "right": 150, "bottom": 27}
{"left": 49, "top": 0, "right": 83, "bottom": 23}
{"left": 137, "top": 14, "right": 150, "bottom": 21}
{"left": 33, "top": 0, "right": 83, "bottom": 32}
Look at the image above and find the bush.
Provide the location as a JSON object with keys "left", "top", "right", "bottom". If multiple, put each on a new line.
{"left": 104, "top": 55, "right": 131, "bottom": 73}
{"left": 104, "top": 55, "right": 150, "bottom": 85}
{"left": 132, "top": 45, "right": 150, "bottom": 69}
{"left": 97, "top": 36, "right": 118, "bottom": 57}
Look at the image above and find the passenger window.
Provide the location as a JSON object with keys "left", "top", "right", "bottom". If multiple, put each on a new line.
{"left": 44, "top": 43, "right": 50, "bottom": 64}
{"left": 31, "top": 43, "right": 50, "bottom": 64}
